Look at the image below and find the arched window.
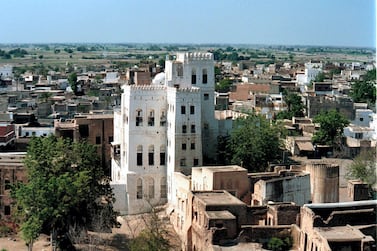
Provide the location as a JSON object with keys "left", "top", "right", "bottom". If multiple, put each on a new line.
{"left": 137, "top": 178, "right": 143, "bottom": 199}
{"left": 202, "top": 68, "right": 208, "bottom": 84}
{"left": 136, "top": 109, "right": 143, "bottom": 126}
{"left": 148, "top": 110, "right": 155, "bottom": 126}
{"left": 161, "top": 177, "right": 167, "bottom": 198}
{"left": 137, "top": 145, "right": 143, "bottom": 166}
{"left": 160, "top": 110, "right": 166, "bottom": 126}
{"left": 191, "top": 68, "right": 196, "bottom": 84}
{"left": 160, "top": 145, "right": 166, "bottom": 165}
{"left": 148, "top": 178, "right": 155, "bottom": 199}
{"left": 180, "top": 158, "right": 186, "bottom": 167}
{"left": 148, "top": 145, "right": 154, "bottom": 165}
{"left": 177, "top": 63, "right": 183, "bottom": 77}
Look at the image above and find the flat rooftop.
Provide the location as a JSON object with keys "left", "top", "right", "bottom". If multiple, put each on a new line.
{"left": 205, "top": 210, "right": 236, "bottom": 220}
{"left": 195, "top": 165, "right": 247, "bottom": 173}
{"left": 315, "top": 225, "right": 366, "bottom": 241}
{"left": 194, "top": 191, "right": 245, "bottom": 206}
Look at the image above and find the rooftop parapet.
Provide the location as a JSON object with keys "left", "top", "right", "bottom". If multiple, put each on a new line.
{"left": 128, "top": 85, "right": 166, "bottom": 91}
{"left": 177, "top": 52, "right": 214, "bottom": 62}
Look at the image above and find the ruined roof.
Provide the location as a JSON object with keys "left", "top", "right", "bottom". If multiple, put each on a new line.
{"left": 315, "top": 225, "right": 366, "bottom": 241}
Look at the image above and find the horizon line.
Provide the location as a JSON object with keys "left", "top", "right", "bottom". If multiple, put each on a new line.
{"left": 0, "top": 42, "right": 375, "bottom": 50}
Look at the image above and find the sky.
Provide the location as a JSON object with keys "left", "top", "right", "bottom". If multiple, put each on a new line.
{"left": 0, "top": 0, "right": 375, "bottom": 48}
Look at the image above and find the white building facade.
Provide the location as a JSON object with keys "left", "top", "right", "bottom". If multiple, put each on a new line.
{"left": 304, "top": 61, "right": 323, "bottom": 84}
{"left": 111, "top": 52, "right": 217, "bottom": 214}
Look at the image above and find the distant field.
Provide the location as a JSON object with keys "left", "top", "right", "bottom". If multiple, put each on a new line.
{"left": 0, "top": 44, "right": 374, "bottom": 70}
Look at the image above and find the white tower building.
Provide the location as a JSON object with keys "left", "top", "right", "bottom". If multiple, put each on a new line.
{"left": 304, "top": 61, "right": 323, "bottom": 84}
{"left": 111, "top": 52, "right": 216, "bottom": 214}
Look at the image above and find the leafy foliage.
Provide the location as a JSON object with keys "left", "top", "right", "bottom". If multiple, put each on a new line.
{"left": 276, "top": 91, "right": 305, "bottom": 119}
{"left": 314, "top": 72, "right": 325, "bottom": 82}
{"left": 346, "top": 150, "right": 376, "bottom": 188}
{"left": 229, "top": 113, "right": 284, "bottom": 172}
{"left": 312, "top": 110, "right": 349, "bottom": 146}
{"left": 12, "top": 136, "right": 116, "bottom": 250}
{"left": 216, "top": 78, "right": 233, "bottom": 93}
{"left": 267, "top": 237, "right": 292, "bottom": 251}
{"left": 128, "top": 208, "right": 172, "bottom": 251}
{"left": 68, "top": 72, "right": 78, "bottom": 93}
{"left": 350, "top": 69, "right": 376, "bottom": 105}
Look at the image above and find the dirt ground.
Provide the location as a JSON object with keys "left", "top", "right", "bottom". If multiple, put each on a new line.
{"left": 0, "top": 208, "right": 181, "bottom": 251}
{"left": 0, "top": 234, "right": 51, "bottom": 251}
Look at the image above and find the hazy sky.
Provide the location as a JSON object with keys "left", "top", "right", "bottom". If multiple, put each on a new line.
{"left": 1, "top": 0, "right": 375, "bottom": 47}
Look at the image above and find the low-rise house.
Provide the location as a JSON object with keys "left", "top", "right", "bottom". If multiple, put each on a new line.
{"left": 0, "top": 152, "right": 26, "bottom": 218}
{"left": 306, "top": 95, "right": 354, "bottom": 120}
{"left": 347, "top": 180, "right": 370, "bottom": 201}
{"left": 252, "top": 168, "right": 311, "bottom": 206}
{"left": 352, "top": 109, "right": 374, "bottom": 127}
{"left": 54, "top": 113, "right": 114, "bottom": 174}
{"left": 312, "top": 81, "right": 333, "bottom": 96}
{"left": 285, "top": 136, "right": 315, "bottom": 157}
{"left": 191, "top": 191, "right": 248, "bottom": 251}
{"left": 299, "top": 200, "right": 376, "bottom": 251}
{"left": 191, "top": 165, "right": 250, "bottom": 204}
{"left": 19, "top": 125, "right": 54, "bottom": 138}
{"left": 0, "top": 124, "right": 16, "bottom": 149}
{"left": 266, "top": 202, "right": 300, "bottom": 226}
{"left": 343, "top": 125, "right": 376, "bottom": 157}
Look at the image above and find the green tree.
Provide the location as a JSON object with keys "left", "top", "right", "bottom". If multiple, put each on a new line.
{"left": 350, "top": 69, "right": 376, "bottom": 105}
{"left": 12, "top": 136, "right": 116, "bottom": 251}
{"left": 226, "top": 52, "right": 239, "bottom": 62}
{"left": 314, "top": 72, "right": 325, "bottom": 82}
{"left": 128, "top": 207, "right": 172, "bottom": 251}
{"left": 216, "top": 78, "right": 233, "bottom": 93}
{"left": 158, "top": 58, "right": 165, "bottom": 68}
{"left": 346, "top": 150, "right": 376, "bottom": 191}
{"left": 267, "top": 237, "right": 292, "bottom": 251}
{"left": 312, "top": 110, "right": 349, "bottom": 146}
{"left": 276, "top": 92, "right": 305, "bottom": 119}
{"left": 68, "top": 72, "right": 78, "bottom": 94}
{"left": 230, "top": 113, "right": 284, "bottom": 172}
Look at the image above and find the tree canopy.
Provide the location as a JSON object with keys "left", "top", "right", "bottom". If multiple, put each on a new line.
{"left": 229, "top": 113, "right": 284, "bottom": 172}
{"left": 128, "top": 208, "right": 172, "bottom": 251}
{"left": 216, "top": 78, "right": 233, "bottom": 93}
{"left": 12, "top": 136, "right": 116, "bottom": 250}
{"left": 346, "top": 150, "right": 376, "bottom": 189}
{"left": 276, "top": 91, "right": 305, "bottom": 119}
{"left": 350, "top": 69, "right": 376, "bottom": 105}
{"left": 312, "top": 110, "right": 349, "bottom": 146}
{"left": 313, "top": 72, "right": 326, "bottom": 82}
{"left": 68, "top": 72, "right": 78, "bottom": 93}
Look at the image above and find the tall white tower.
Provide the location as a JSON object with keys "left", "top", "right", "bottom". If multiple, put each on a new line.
{"left": 111, "top": 85, "right": 168, "bottom": 215}
{"left": 165, "top": 52, "right": 216, "bottom": 204}
{"left": 111, "top": 52, "right": 217, "bottom": 214}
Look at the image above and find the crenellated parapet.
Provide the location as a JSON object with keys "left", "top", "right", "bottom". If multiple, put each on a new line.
{"left": 177, "top": 52, "right": 214, "bottom": 62}
{"left": 168, "top": 86, "right": 201, "bottom": 93}
{"left": 129, "top": 85, "right": 166, "bottom": 91}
